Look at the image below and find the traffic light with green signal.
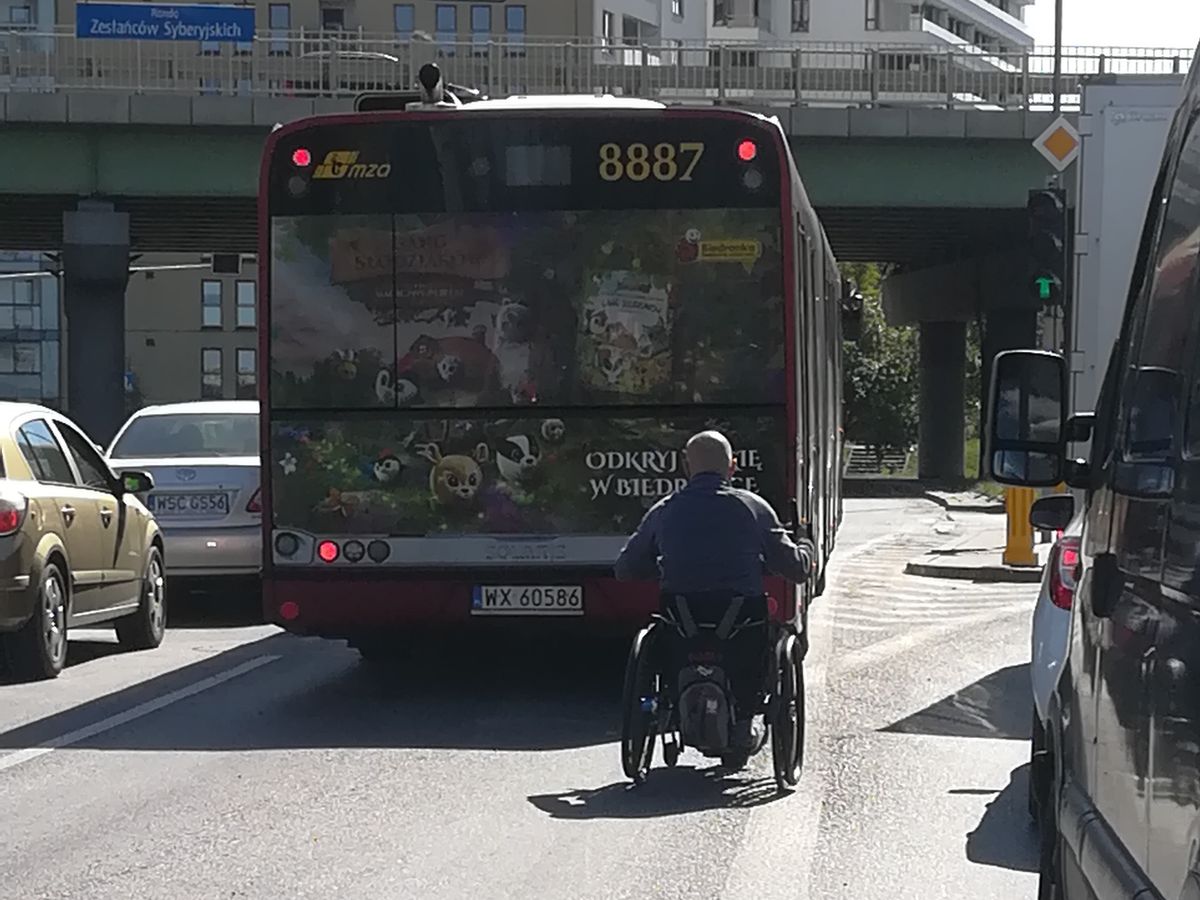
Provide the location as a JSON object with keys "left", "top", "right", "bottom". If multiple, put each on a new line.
{"left": 1027, "top": 188, "right": 1067, "bottom": 306}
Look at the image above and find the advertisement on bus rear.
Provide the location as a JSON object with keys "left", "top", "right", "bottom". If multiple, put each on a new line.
{"left": 270, "top": 413, "right": 785, "bottom": 537}
{"left": 268, "top": 207, "right": 788, "bottom": 542}
{"left": 268, "top": 210, "right": 785, "bottom": 410}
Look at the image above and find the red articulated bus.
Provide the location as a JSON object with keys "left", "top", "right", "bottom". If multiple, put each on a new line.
{"left": 258, "top": 72, "right": 854, "bottom": 657}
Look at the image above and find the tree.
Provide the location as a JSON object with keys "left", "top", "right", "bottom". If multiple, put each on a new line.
{"left": 840, "top": 262, "right": 919, "bottom": 454}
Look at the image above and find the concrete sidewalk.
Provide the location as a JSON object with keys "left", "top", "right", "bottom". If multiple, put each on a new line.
{"left": 906, "top": 514, "right": 1051, "bottom": 584}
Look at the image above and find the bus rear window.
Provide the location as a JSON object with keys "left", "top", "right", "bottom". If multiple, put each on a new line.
{"left": 267, "top": 115, "right": 787, "bottom": 413}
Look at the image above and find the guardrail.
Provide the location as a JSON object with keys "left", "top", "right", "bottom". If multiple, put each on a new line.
{"left": 0, "top": 30, "right": 1193, "bottom": 110}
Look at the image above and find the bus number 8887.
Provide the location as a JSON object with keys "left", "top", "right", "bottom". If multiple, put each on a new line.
{"left": 598, "top": 142, "right": 705, "bottom": 183}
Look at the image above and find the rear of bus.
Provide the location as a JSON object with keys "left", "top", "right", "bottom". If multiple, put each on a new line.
{"left": 260, "top": 102, "right": 798, "bottom": 639}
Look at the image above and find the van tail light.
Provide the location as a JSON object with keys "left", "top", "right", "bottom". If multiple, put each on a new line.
{"left": 0, "top": 490, "right": 29, "bottom": 536}
{"left": 1049, "top": 536, "right": 1081, "bottom": 611}
{"left": 246, "top": 487, "right": 262, "bottom": 514}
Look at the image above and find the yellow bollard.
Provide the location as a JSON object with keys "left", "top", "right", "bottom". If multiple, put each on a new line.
{"left": 1004, "top": 486, "right": 1037, "bottom": 567}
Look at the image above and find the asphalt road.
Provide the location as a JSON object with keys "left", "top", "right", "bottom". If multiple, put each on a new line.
{"left": 0, "top": 498, "right": 1038, "bottom": 900}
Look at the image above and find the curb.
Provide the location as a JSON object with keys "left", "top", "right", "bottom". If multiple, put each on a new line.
{"left": 904, "top": 560, "right": 1044, "bottom": 583}
{"left": 922, "top": 491, "right": 1006, "bottom": 514}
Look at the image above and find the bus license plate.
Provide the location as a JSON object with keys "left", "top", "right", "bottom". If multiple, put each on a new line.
{"left": 471, "top": 585, "right": 583, "bottom": 616}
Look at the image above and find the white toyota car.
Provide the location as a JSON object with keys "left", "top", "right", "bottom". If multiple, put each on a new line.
{"left": 107, "top": 401, "right": 261, "bottom": 589}
{"left": 1028, "top": 508, "right": 1083, "bottom": 826}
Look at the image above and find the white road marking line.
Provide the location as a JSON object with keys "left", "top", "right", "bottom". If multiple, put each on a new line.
{"left": 829, "top": 604, "right": 1029, "bottom": 675}
{"left": 0, "top": 655, "right": 280, "bottom": 774}
{"left": 721, "top": 532, "right": 895, "bottom": 900}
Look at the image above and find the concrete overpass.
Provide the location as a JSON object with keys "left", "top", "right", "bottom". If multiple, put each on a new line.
{"left": 0, "top": 93, "right": 1060, "bottom": 264}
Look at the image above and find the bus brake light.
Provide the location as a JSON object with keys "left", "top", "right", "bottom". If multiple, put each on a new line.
{"left": 737, "top": 140, "right": 758, "bottom": 162}
{"left": 317, "top": 540, "right": 339, "bottom": 563}
{"left": 292, "top": 147, "right": 312, "bottom": 167}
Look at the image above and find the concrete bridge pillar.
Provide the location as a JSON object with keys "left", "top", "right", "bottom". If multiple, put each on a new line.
{"left": 62, "top": 200, "right": 131, "bottom": 445}
{"left": 917, "top": 321, "right": 966, "bottom": 482}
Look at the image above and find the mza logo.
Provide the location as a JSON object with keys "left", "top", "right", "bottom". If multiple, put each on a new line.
{"left": 312, "top": 151, "right": 392, "bottom": 180}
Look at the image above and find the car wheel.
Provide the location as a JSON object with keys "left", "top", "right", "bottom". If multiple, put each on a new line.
{"left": 3, "top": 562, "right": 69, "bottom": 681}
{"left": 115, "top": 546, "right": 166, "bottom": 652}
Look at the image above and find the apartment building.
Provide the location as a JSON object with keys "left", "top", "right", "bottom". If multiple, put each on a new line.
{"left": 710, "top": 0, "right": 1035, "bottom": 53}
{"left": 0, "top": 253, "right": 61, "bottom": 408}
{"left": 123, "top": 254, "right": 259, "bottom": 408}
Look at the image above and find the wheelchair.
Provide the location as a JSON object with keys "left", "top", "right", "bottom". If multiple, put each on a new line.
{"left": 619, "top": 591, "right": 805, "bottom": 792}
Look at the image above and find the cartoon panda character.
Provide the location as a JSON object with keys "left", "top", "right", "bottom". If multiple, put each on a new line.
{"left": 436, "top": 353, "right": 462, "bottom": 384}
{"left": 540, "top": 418, "right": 565, "bottom": 445}
{"left": 417, "top": 442, "right": 488, "bottom": 508}
{"left": 374, "top": 369, "right": 396, "bottom": 404}
{"left": 333, "top": 349, "right": 359, "bottom": 381}
{"left": 372, "top": 450, "right": 404, "bottom": 484}
{"left": 489, "top": 429, "right": 543, "bottom": 485}
{"left": 396, "top": 377, "right": 420, "bottom": 405}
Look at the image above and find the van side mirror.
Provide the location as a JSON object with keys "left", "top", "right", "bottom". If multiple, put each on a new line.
{"left": 986, "top": 349, "right": 1066, "bottom": 487}
{"left": 1030, "top": 494, "right": 1074, "bottom": 531}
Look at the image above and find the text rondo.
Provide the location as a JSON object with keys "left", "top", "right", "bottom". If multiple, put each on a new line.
{"left": 75, "top": 2, "right": 255, "bottom": 41}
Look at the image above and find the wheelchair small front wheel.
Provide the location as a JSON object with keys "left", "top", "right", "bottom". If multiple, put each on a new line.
{"left": 620, "top": 623, "right": 660, "bottom": 784}
{"left": 771, "top": 632, "right": 805, "bottom": 791}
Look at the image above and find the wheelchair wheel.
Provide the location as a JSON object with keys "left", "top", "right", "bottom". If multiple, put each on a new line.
{"left": 771, "top": 631, "right": 805, "bottom": 791}
{"left": 620, "top": 623, "right": 661, "bottom": 784}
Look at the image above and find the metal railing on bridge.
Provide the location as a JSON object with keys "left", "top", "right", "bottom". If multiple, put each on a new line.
{"left": 0, "top": 29, "right": 1193, "bottom": 111}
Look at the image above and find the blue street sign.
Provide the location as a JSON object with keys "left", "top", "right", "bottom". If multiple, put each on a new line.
{"left": 76, "top": 2, "right": 255, "bottom": 41}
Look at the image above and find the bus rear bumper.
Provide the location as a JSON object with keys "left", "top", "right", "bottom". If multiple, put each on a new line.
{"left": 263, "top": 574, "right": 794, "bottom": 640}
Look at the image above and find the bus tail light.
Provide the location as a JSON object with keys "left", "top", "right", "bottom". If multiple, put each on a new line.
{"left": 737, "top": 139, "right": 758, "bottom": 162}
{"left": 279, "top": 600, "right": 300, "bottom": 621}
{"left": 274, "top": 532, "right": 300, "bottom": 558}
{"left": 317, "top": 540, "right": 339, "bottom": 563}
{"left": 292, "top": 147, "right": 312, "bottom": 167}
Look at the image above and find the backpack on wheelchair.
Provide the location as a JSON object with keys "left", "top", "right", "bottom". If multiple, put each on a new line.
{"left": 619, "top": 590, "right": 805, "bottom": 792}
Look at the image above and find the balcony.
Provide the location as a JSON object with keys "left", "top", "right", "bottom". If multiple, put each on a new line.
{"left": 711, "top": 0, "right": 771, "bottom": 38}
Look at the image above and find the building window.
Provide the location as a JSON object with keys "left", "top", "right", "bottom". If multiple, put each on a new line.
{"left": 436, "top": 4, "right": 457, "bottom": 55}
{"left": 236, "top": 281, "right": 256, "bottom": 328}
{"left": 236, "top": 349, "right": 257, "bottom": 399}
{"left": 865, "top": 0, "right": 879, "bottom": 29}
{"left": 601, "top": 10, "right": 614, "bottom": 45}
{"left": 202, "top": 280, "right": 223, "bottom": 328}
{"left": 671, "top": 0, "right": 682, "bottom": 16}
{"left": 471, "top": 4, "right": 491, "bottom": 51}
{"left": 201, "top": 348, "right": 223, "bottom": 399}
{"left": 8, "top": 5, "right": 31, "bottom": 26}
{"left": 319, "top": 3, "right": 344, "bottom": 31}
{"left": 394, "top": 3, "right": 414, "bottom": 37}
{"left": 269, "top": 3, "right": 291, "bottom": 54}
{"left": 505, "top": 5, "right": 525, "bottom": 52}
{"left": 791, "top": 0, "right": 809, "bottom": 31}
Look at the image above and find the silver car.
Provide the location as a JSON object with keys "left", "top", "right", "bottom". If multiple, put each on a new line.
{"left": 106, "top": 401, "right": 260, "bottom": 584}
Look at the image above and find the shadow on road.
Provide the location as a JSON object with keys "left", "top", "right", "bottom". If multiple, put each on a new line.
{"left": 529, "top": 766, "right": 785, "bottom": 819}
{"left": 880, "top": 664, "right": 1032, "bottom": 741}
{"left": 0, "top": 631, "right": 632, "bottom": 753}
{"left": 963, "top": 763, "right": 1039, "bottom": 873}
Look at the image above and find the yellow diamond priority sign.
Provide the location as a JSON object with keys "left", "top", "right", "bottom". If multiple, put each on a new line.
{"left": 1033, "top": 116, "right": 1081, "bottom": 172}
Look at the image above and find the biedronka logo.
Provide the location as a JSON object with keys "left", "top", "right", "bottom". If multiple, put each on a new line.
{"left": 311, "top": 151, "right": 392, "bottom": 180}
